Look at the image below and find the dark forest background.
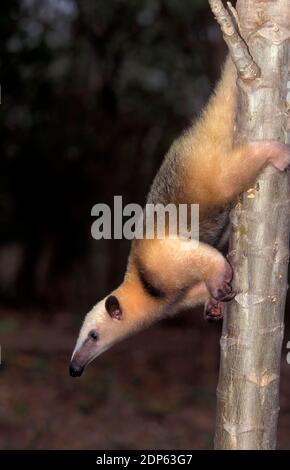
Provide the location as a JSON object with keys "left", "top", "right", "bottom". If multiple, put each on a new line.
{"left": 0, "top": 0, "right": 226, "bottom": 310}
{"left": 0, "top": 0, "right": 289, "bottom": 450}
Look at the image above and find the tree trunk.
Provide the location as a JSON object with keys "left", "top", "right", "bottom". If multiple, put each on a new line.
{"left": 210, "top": 0, "right": 290, "bottom": 450}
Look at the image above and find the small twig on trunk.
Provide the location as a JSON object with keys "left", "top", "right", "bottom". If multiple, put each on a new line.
{"left": 208, "top": 0, "right": 260, "bottom": 80}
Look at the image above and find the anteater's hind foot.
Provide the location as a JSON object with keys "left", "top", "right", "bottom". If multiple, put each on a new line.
{"left": 204, "top": 299, "right": 225, "bottom": 322}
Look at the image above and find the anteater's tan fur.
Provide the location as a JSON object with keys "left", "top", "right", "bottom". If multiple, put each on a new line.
{"left": 70, "top": 58, "right": 290, "bottom": 375}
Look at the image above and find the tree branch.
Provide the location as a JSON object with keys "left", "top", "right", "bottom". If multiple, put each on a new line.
{"left": 208, "top": 0, "right": 260, "bottom": 80}
{"left": 209, "top": 0, "right": 290, "bottom": 450}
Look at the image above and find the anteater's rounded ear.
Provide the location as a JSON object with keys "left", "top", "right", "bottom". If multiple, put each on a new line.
{"left": 105, "top": 295, "right": 122, "bottom": 320}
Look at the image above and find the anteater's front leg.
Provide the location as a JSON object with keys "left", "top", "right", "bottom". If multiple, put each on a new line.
{"left": 134, "top": 238, "right": 235, "bottom": 309}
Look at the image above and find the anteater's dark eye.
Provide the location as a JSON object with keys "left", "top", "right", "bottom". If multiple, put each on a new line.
{"left": 89, "top": 330, "right": 98, "bottom": 341}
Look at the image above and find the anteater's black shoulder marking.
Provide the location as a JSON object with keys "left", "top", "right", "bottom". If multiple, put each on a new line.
{"left": 137, "top": 263, "right": 165, "bottom": 299}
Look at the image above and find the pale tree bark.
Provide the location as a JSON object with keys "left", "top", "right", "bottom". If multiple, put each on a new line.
{"left": 209, "top": 0, "right": 290, "bottom": 450}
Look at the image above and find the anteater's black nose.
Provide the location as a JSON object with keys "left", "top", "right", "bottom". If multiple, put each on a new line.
{"left": 69, "top": 362, "right": 84, "bottom": 378}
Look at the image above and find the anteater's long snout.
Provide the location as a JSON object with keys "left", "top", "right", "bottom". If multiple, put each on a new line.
{"left": 69, "top": 360, "right": 84, "bottom": 377}
{"left": 69, "top": 330, "right": 99, "bottom": 378}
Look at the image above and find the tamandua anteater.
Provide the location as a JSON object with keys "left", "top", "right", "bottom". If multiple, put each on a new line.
{"left": 70, "top": 58, "right": 290, "bottom": 377}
